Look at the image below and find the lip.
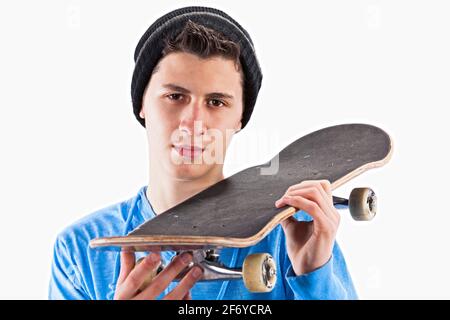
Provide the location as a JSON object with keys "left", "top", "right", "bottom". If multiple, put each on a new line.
{"left": 173, "top": 145, "right": 205, "bottom": 158}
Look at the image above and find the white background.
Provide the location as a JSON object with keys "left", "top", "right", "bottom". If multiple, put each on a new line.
{"left": 0, "top": 0, "right": 449, "bottom": 299}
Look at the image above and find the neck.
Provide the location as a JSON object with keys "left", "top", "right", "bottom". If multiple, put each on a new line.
{"left": 146, "top": 163, "right": 224, "bottom": 215}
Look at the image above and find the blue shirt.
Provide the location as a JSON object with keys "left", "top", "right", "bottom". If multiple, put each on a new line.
{"left": 49, "top": 186, "right": 357, "bottom": 300}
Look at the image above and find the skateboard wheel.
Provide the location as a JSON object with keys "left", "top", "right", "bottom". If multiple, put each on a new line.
{"left": 242, "top": 253, "right": 277, "bottom": 293}
{"left": 349, "top": 188, "right": 377, "bottom": 221}
{"left": 136, "top": 257, "right": 160, "bottom": 291}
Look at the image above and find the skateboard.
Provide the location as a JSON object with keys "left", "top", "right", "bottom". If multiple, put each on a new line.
{"left": 90, "top": 123, "right": 392, "bottom": 292}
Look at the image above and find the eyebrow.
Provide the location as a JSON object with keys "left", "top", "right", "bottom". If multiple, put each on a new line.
{"left": 162, "top": 83, "right": 234, "bottom": 100}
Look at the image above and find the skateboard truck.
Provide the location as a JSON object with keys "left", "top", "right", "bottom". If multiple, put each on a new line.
{"left": 138, "top": 249, "right": 277, "bottom": 293}
{"left": 175, "top": 249, "right": 276, "bottom": 293}
{"left": 181, "top": 250, "right": 242, "bottom": 281}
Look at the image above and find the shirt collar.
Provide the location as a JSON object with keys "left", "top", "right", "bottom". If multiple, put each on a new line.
{"left": 136, "top": 185, "right": 156, "bottom": 222}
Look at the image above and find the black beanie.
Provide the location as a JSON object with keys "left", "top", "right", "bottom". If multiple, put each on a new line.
{"left": 131, "top": 6, "right": 263, "bottom": 129}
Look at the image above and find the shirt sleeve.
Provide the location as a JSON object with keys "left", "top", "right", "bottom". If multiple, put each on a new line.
{"left": 283, "top": 241, "right": 358, "bottom": 300}
{"left": 48, "top": 236, "right": 90, "bottom": 300}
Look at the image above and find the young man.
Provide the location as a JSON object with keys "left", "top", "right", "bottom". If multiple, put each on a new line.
{"left": 49, "top": 6, "right": 357, "bottom": 300}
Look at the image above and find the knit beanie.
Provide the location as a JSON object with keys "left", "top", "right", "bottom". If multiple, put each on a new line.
{"left": 131, "top": 6, "right": 263, "bottom": 129}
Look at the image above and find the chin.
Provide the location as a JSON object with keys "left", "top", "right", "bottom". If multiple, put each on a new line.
{"left": 169, "top": 163, "right": 212, "bottom": 181}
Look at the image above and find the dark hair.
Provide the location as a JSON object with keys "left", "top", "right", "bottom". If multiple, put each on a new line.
{"left": 153, "top": 20, "right": 245, "bottom": 107}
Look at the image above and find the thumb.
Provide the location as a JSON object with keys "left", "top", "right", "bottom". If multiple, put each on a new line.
{"left": 280, "top": 216, "right": 297, "bottom": 231}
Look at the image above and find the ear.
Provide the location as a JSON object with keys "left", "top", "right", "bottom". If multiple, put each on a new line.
{"left": 235, "top": 120, "right": 242, "bottom": 133}
{"left": 139, "top": 107, "right": 145, "bottom": 119}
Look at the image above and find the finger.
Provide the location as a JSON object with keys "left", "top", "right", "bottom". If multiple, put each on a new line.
{"left": 286, "top": 187, "right": 328, "bottom": 209}
{"left": 316, "top": 180, "right": 340, "bottom": 223}
{"left": 276, "top": 181, "right": 337, "bottom": 222}
{"left": 277, "top": 183, "right": 329, "bottom": 209}
{"left": 182, "top": 291, "right": 192, "bottom": 300}
{"left": 116, "top": 252, "right": 161, "bottom": 299}
{"left": 318, "top": 180, "right": 332, "bottom": 197}
{"left": 277, "top": 195, "right": 334, "bottom": 235}
{"left": 283, "top": 180, "right": 332, "bottom": 202}
{"left": 284, "top": 187, "right": 337, "bottom": 222}
{"left": 304, "top": 180, "right": 339, "bottom": 222}
{"left": 163, "top": 266, "right": 203, "bottom": 300}
{"left": 316, "top": 180, "right": 335, "bottom": 211}
{"left": 117, "top": 250, "right": 136, "bottom": 286}
{"left": 136, "top": 252, "right": 193, "bottom": 300}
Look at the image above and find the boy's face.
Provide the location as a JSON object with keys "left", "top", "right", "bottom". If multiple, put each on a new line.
{"left": 140, "top": 52, "right": 243, "bottom": 180}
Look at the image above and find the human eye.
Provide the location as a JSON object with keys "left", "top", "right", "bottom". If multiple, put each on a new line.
{"left": 207, "top": 99, "right": 226, "bottom": 108}
{"left": 166, "top": 93, "right": 184, "bottom": 101}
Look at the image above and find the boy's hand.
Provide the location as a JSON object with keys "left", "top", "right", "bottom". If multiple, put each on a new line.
{"left": 114, "top": 251, "right": 203, "bottom": 300}
{"left": 275, "top": 180, "right": 339, "bottom": 276}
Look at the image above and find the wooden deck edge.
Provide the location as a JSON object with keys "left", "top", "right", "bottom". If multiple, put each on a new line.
{"left": 90, "top": 132, "right": 393, "bottom": 251}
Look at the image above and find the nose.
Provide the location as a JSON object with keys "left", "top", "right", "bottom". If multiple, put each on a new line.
{"left": 178, "top": 99, "right": 207, "bottom": 136}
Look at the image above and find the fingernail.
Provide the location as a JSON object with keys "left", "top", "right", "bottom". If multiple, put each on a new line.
{"left": 181, "top": 253, "right": 192, "bottom": 264}
{"left": 192, "top": 267, "right": 202, "bottom": 278}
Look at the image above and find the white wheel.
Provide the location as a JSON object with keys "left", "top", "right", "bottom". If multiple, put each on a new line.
{"left": 242, "top": 253, "right": 277, "bottom": 293}
{"left": 136, "top": 257, "right": 160, "bottom": 291}
{"left": 349, "top": 188, "right": 377, "bottom": 221}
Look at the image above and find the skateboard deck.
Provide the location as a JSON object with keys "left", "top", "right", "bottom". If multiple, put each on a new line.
{"left": 90, "top": 123, "right": 392, "bottom": 252}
